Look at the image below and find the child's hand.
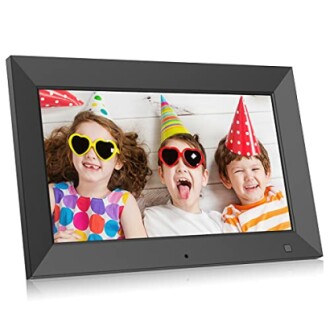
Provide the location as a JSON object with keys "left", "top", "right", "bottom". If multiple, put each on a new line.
{"left": 267, "top": 186, "right": 284, "bottom": 201}
{"left": 269, "top": 186, "right": 279, "bottom": 196}
{"left": 54, "top": 229, "right": 81, "bottom": 243}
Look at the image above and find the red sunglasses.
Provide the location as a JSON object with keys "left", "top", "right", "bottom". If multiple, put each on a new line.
{"left": 159, "top": 146, "right": 205, "bottom": 168}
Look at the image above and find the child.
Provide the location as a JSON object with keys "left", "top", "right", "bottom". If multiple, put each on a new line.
{"left": 143, "top": 96, "right": 223, "bottom": 237}
{"left": 214, "top": 96, "right": 291, "bottom": 233}
{"left": 45, "top": 92, "right": 152, "bottom": 242}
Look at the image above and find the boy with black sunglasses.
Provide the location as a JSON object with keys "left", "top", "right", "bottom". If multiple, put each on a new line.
{"left": 143, "top": 96, "right": 223, "bottom": 237}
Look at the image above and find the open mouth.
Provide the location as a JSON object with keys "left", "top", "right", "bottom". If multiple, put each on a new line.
{"left": 176, "top": 178, "right": 192, "bottom": 200}
{"left": 244, "top": 184, "right": 259, "bottom": 192}
{"left": 83, "top": 162, "right": 101, "bottom": 171}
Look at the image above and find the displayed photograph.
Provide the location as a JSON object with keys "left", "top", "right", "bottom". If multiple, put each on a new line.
{"left": 40, "top": 90, "right": 291, "bottom": 243}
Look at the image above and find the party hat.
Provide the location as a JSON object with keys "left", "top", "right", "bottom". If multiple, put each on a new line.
{"left": 160, "top": 95, "right": 190, "bottom": 143}
{"left": 85, "top": 92, "right": 111, "bottom": 119}
{"left": 39, "top": 90, "right": 84, "bottom": 108}
{"left": 225, "top": 96, "right": 260, "bottom": 156}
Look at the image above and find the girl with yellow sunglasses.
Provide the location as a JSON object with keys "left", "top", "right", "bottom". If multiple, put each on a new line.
{"left": 45, "top": 108, "right": 151, "bottom": 243}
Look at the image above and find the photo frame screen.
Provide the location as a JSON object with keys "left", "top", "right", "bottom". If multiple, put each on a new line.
{"left": 40, "top": 90, "right": 292, "bottom": 243}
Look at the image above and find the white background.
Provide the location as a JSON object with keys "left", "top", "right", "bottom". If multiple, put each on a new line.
{"left": 0, "top": 1, "right": 328, "bottom": 329}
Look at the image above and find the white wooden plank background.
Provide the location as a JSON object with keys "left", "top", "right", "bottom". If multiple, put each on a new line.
{"left": 41, "top": 91, "right": 287, "bottom": 213}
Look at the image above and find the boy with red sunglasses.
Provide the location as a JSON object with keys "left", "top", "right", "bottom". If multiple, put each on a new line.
{"left": 143, "top": 96, "right": 222, "bottom": 237}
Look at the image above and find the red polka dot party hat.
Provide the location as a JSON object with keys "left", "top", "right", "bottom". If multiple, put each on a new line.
{"left": 39, "top": 90, "right": 84, "bottom": 108}
{"left": 225, "top": 96, "right": 261, "bottom": 156}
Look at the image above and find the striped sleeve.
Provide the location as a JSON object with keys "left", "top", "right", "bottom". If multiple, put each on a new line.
{"left": 239, "top": 193, "right": 291, "bottom": 232}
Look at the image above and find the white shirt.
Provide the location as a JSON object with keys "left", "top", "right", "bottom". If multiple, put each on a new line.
{"left": 143, "top": 203, "right": 223, "bottom": 237}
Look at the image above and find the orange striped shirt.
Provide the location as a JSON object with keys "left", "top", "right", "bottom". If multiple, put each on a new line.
{"left": 222, "top": 186, "right": 291, "bottom": 233}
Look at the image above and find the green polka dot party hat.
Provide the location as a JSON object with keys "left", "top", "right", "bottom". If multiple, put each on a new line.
{"left": 86, "top": 92, "right": 111, "bottom": 119}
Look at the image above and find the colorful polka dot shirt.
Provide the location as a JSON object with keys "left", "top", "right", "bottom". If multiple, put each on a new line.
{"left": 52, "top": 182, "right": 130, "bottom": 241}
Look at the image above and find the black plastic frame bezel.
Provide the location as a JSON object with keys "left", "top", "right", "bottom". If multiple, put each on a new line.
{"left": 6, "top": 56, "right": 322, "bottom": 279}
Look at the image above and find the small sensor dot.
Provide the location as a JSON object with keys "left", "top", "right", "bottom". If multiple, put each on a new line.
{"left": 284, "top": 244, "right": 292, "bottom": 253}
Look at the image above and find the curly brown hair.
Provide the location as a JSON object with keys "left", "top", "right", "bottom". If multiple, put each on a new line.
{"left": 44, "top": 111, "right": 152, "bottom": 197}
{"left": 157, "top": 133, "right": 207, "bottom": 169}
{"left": 214, "top": 136, "right": 271, "bottom": 181}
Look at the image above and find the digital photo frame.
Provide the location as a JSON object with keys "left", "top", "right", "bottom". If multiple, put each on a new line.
{"left": 6, "top": 56, "right": 322, "bottom": 279}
